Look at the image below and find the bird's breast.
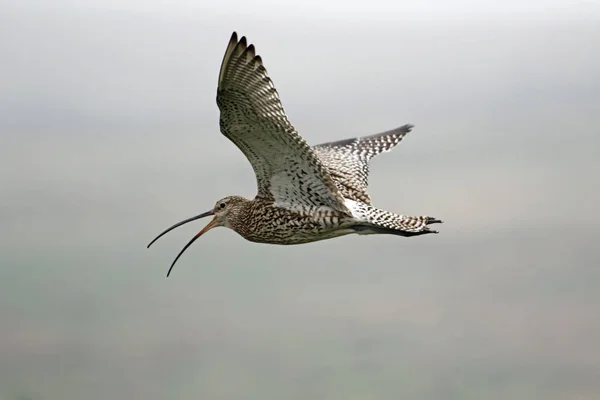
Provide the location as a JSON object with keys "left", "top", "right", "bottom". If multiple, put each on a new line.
{"left": 232, "top": 205, "right": 353, "bottom": 245}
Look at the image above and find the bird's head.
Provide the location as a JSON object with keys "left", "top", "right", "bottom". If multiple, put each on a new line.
{"left": 147, "top": 195, "right": 249, "bottom": 277}
{"left": 207, "top": 195, "right": 248, "bottom": 227}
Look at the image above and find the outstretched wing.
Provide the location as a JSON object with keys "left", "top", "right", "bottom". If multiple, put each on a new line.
{"left": 216, "top": 32, "right": 349, "bottom": 213}
{"left": 312, "top": 124, "right": 413, "bottom": 205}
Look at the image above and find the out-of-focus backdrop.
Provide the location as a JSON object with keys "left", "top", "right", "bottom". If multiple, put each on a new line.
{"left": 1, "top": 1, "right": 599, "bottom": 399}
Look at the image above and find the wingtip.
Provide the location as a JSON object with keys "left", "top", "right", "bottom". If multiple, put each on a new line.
{"left": 403, "top": 123, "right": 415, "bottom": 132}
{"left": 244, "top": 44, "right": 256, "bottom": 60}
{"left": 219, "top": 31, "right": 246, "bottom": 88}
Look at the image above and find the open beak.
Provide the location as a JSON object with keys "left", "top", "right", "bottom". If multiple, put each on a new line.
{"left": 147, "top": 209, "right": 217, "bottom": 277}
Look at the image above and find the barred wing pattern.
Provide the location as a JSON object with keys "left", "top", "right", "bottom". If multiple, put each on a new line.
{"left": 312, "top": 124, "right": 414, "bottom": 205}
{"left": 216, "top": 33, "right": 349, "bottom": 213}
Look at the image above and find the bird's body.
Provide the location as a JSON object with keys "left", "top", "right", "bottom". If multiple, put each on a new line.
{"left": 213, "top": 196, "right": 355, "bottom": 245}
{"left": 148, "top": 32, "right": 442, "bottom": 276}
{"left": 214, "top": 195, "right": 439, "bottom": 246}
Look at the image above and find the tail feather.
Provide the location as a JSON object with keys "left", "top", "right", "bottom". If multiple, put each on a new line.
{"left": 347, "top": 200, "right": 442, "bottom": 237}
{"left": 426, "top": 216, "right": 443, "bottom": 225}
{"left": 352, "top": 224, "right": 438, "bottom": 237}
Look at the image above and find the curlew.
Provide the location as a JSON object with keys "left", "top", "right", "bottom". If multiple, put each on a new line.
{"left": 148, "top": 32, "right": 442, "bottom": 276}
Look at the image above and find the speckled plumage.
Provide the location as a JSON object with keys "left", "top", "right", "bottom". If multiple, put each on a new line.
{"left": 313, "top": 124, "right": 413, "bottom": 205}
{"left": 148, "top": 32, "right": 442, "bottom": 276}
{"left": 216, "top": 33, "right": 349, "bottom": 214}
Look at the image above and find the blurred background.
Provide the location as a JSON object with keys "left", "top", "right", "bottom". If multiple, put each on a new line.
{"left": 1, "top": 0, "right": 599, "bottom": 399}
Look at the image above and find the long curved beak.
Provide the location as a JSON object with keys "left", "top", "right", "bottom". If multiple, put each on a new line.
{"left": 147, "top": 210, "right": 215, "bottom": 249}
{"left": 146, "top": 209, "right": 218, "bottom": 277}
{"left": 165, "top": 216, "right": 219, "bottom": 277}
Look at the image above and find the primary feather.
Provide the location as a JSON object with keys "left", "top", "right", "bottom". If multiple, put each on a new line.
{"left": 216, "top": 33, "right": 350, "bottom": 214}
{"left": 313, "top": 124, "right": 413, "bottom": 205}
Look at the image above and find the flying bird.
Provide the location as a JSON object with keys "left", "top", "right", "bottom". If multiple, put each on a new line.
{"left": 148, "top": 32, "right": 442, "bottom": 276}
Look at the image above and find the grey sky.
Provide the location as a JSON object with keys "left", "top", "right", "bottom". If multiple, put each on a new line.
{"left": 1, "top": 1, "right": 600, "bottom": 399}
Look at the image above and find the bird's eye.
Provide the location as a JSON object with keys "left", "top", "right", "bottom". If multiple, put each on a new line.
{"left": 219, "top": 202, "right": 226, "bottom": 209}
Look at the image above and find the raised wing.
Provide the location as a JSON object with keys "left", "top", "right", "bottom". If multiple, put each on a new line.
{"left": 216, "top": 32, "right": 349, "bottom": 213}
{"left": 312, "top": 124, "right": 413, "bottom": 205}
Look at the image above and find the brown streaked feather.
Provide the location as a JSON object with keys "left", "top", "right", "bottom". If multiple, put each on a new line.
{"left": 216, "top": 32, "right": 350, "bottom": 214}
{"left": 313, "top": 124, "right": 413, "bottom": 205}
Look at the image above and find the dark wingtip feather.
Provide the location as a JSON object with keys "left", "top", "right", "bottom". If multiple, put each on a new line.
{"left": 243, "top": 44, "right": 256, "bottom": 61}
{"left": 231, "top": 36, "right": 248, "bottom": 64}
{"left": 219, "top": 32, "right": 242, "bottom": 88}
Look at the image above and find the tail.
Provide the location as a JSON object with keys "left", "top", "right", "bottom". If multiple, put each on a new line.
{"left": 349, "top": 203, "right": 442, "bottom": 237}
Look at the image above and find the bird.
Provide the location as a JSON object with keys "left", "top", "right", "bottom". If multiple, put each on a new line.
{"left": 148, "top": 32, "right": 442, "bottom": 277}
